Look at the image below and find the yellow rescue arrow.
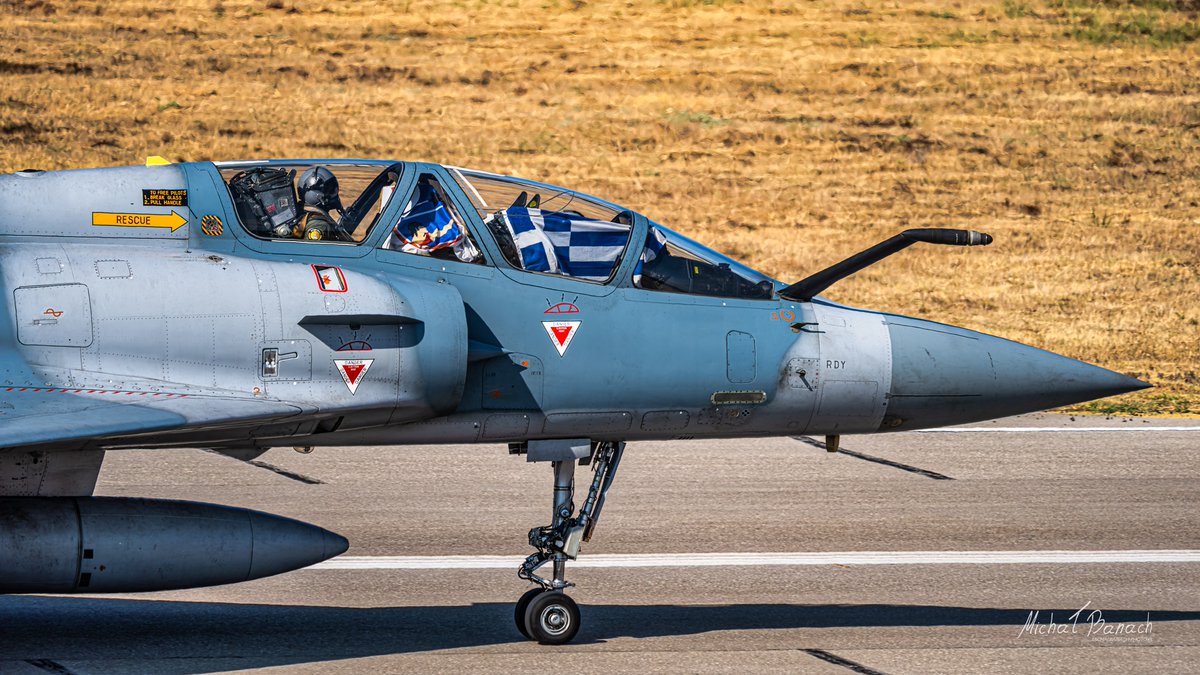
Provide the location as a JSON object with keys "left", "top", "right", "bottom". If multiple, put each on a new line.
{"left": 91, "top": 210, "right": 188, "bottom": 232}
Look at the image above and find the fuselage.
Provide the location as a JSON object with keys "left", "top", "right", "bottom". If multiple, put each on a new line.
{"left": 0, "top": 160, "right": 1145, "bottom": 453}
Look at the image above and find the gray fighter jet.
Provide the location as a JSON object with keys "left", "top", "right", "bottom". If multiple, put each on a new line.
{"left": 0, "top": 158, "right": 1147, "bottom": 644}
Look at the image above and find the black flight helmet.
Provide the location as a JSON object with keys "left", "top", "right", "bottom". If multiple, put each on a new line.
{"left": 298, "top": 166, "right": 344, "bottom": 213}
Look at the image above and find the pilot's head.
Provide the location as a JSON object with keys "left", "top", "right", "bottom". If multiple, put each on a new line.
{"left": 297, "top": 166, "right": 343, "bottom": 213}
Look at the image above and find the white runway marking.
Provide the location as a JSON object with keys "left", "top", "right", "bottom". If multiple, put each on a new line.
{"left": 917, "top": 426, "right": 1200, "bottom": 433}
{"left": 311, "top": 550, "right": 1200, "bottom": 570}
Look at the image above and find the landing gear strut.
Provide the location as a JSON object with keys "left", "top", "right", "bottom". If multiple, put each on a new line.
{"left": 512, "top": 440, "right": 624, "bottom": 644}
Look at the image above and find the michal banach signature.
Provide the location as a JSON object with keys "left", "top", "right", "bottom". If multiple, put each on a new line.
{"left": 1018, "top": 601, "right": 1153, "bottom": 640}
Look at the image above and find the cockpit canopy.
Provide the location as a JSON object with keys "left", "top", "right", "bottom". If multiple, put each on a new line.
{"left": 447, "top": 167, "right": 776, "bottom": 300}
{"left": 218, "top": 162, "right": 400, "bottom": 243}
{"left": 215, "top": 160, "right": 777, "bottom": 300}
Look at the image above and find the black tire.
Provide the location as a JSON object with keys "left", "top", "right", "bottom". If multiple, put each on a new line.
{"left": 514, "top": 587, "right": 545, "bottom": 639}
{"left": 523, "top": 591, "right": 580, "bottom": 645}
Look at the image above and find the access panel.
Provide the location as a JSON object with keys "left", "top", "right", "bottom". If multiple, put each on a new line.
{"left": 14, "top": 283, "right": 93, "bottom": 347}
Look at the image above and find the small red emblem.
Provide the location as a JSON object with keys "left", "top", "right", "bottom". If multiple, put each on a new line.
{"left": 542, "top": 321, "right": 581, "bottom": 357}
{"left": 334, "top": 358, "right": 374, "bottom": 394}
{"left": 313, "top": 265, "right": 348, "bottom": 293}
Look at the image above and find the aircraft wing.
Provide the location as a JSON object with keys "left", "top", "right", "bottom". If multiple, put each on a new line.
{"left": 0, "top": 388, "right": 303, "bottom": 451}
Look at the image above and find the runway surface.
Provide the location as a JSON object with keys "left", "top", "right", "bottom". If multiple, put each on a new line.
{"left": 2, "top": 413, "right": 1198, "bottom": 674}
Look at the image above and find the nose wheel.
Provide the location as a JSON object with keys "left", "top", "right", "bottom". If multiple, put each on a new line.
{"left": 519, "top": 590, "right": 580, "bottom": 644}
{"left": 510, "top": 440, "right": 624, "bottom": 644}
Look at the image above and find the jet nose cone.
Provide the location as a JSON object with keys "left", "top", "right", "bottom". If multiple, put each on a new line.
{"left": 884, "top": 317, "right": 1149, "bottom": 430}
{"left": 1082, "top": 370, "right": 1152, "bottom": 397}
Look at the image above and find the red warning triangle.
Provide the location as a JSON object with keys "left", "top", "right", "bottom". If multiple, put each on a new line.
{"left": 542, "top": 321, "right": 581, "bottom": 357}
{"left": 343, "top": 364, "right": 365, "bottom": 383}
{"left": 334, "top": 358, "right": 374, "bottom": 394}
{"left": 550, "top": 326, "right": 573, "bottom": 345}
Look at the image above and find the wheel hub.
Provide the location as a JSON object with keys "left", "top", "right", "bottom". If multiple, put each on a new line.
{"left": 540, "top": 606, "right": 570, "bottom": 635}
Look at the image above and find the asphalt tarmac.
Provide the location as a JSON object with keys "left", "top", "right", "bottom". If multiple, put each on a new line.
{"left": 2, "top": 413, "right": 1198, "bottom": 674}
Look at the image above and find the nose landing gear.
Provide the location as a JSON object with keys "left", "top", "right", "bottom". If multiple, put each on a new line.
{"left": 510, "top": 440, "right": 624, "bottom": 644}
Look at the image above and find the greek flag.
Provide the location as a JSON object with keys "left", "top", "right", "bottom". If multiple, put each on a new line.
{"left": 499, "top": 208, "right": 631, "bottom": 282}
{"left": 633, "top": 226, "right": 668, "bottom": 285}
{"left": 392, "top": 183, "right": 462, "bottom": 252}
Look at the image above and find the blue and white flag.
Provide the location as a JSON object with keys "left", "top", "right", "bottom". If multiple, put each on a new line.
{"left": 391, "top": 183, "right": 462, "bottom": 252}
{"left": 498, "top": 207, "right": 560, "bottom": 274}
{"left": 633, "top": 226, "right": 668, "bottom": 286}
{"left": 499, "top": 208, "right": 630, "bottom": 282}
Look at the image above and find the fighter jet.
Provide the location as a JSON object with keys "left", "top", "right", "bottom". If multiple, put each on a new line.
{"left": 0, "top": 158, "right": 1147, "bottom": 644}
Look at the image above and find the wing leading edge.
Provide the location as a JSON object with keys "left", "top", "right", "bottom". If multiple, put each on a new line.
{"left": 0, "top": 388, "right": 303, "bottom": 452}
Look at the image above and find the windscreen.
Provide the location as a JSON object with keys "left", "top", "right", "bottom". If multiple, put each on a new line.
{"left": 635, "top": 224, "right": 777, "bottom": 300}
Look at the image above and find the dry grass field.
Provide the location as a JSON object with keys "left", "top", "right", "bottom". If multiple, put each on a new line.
{"left": 1, "top": 0, "right": 1197, "bottom": 415}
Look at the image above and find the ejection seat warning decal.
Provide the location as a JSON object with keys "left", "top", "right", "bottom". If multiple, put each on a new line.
{"left": 91, "top": 211, "right": 188, "bottom": 231}
{"left": 142, "top": 189, "right": 188, "bottom": 207}
{"left": 334, "top": 358, "right": 374, "bottom": 394}
{"left": 200, "top": 215, "right": 224, "bottom": 236}
{"left": 544, "top": 302, "right": 579, "bottom": 315}
{"left": 542, "top": 321, "right": 581, "bottom": 357}
{"left": 312, "top": 265, "right": 347, "bottom": 293}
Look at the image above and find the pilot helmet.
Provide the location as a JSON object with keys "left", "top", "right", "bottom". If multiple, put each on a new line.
{"left": 297, "top": 166, "right": 343, "bottom": 213}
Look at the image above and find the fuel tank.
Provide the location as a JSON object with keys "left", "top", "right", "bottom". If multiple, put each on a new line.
{"left": 0, "top": 497, "right": 347, "bottom": 593}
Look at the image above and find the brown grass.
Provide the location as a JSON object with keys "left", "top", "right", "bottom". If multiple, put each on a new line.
{"left": 2, "top": 0, "right": 1197, "bottom": 415}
